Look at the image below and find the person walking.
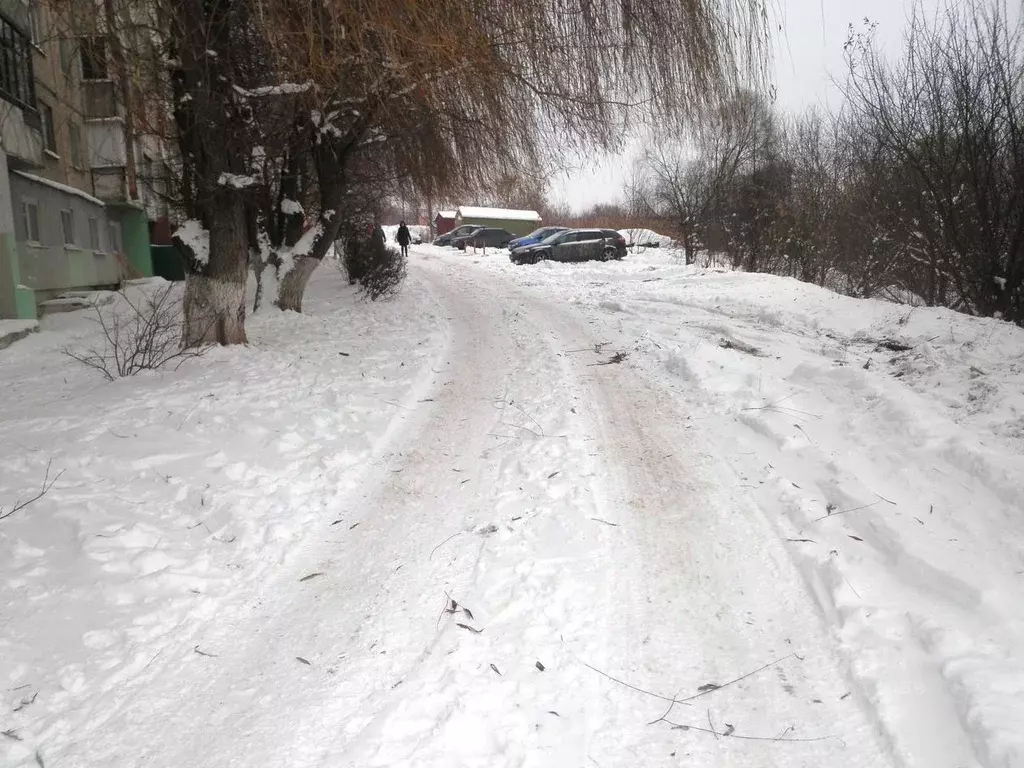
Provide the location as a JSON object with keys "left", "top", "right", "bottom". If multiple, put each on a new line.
{"left": 396, "top": 221, "right": 411, "bottom": 258}
{"left": 371, "top": 222, "right": 386, "bottom": 252}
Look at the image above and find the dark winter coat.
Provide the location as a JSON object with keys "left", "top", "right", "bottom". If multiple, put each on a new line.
{"left": 396, "top": 224, "right": 411, "bottom": 246}
{"left": 371, "top": 225, "right": 386, "bottom": 251}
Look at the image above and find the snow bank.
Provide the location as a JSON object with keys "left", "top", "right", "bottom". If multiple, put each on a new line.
{"left": 471, "top": 249, "right": 1024, "bottom": 768}
{"left": 618, "top": 228, "right": 673, "bottom": 248}
{"left": 0, "top": 266, "right": 449, "bottom": 763}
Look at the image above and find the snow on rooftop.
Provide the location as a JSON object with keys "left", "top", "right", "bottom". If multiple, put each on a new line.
{"left": 12, "top": 171, "right": 106, "bottom": 208}
{"left": 436, "top": 211, "right": 456, "bottom": 219}
{"left": 457, "top": 206, "right": 542, "bottom": 222}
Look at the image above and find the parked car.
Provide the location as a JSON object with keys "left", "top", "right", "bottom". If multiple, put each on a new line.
{"left": 508, "top": 226, "right": 570, "bottom": 251}
{"left": 510, "top": 228, "right": 626, "bottom": 264}
{"left": 452, "top": 227, "right": 515, "bottom": 250}
{"left": 434, "top": 225, "right": 479, "bottom": 247}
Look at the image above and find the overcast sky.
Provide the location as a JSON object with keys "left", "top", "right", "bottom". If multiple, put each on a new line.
{"left": 551, "top": 0, "right": 933, "bottom": 212}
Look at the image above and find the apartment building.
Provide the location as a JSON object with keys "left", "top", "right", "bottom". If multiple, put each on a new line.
{"left": 0, "top": 0, "right": 174, "bottom": 320}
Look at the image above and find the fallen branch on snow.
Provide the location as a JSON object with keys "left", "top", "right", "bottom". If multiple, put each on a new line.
{"left": 719, "top": 338, "right": 763, "bottom": 356}
{"left": 582, "top": 653, "right": 801, "bottom": 727}
{"left": 0, "top": 460, "right": 64, "bottom": 523}
{"left": 813, "top": 495, "right": 896, "bottom": 523}
{"left": 588, "top": 351, "right": 629, "bottom": 366}
{"left": 429, "top": 532, "right": 462, "bottom": 560}
{"left": 741, "top": 392, "right": 821, "bottom": 420}
{"left": 660, "top": 718, "right": 834, "bottom": 744}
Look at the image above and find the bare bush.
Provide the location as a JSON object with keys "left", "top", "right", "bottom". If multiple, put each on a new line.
{"left": 357, "top": 242, "right": 408, "bottom": 302}
{"left": 63, "top": 285, "right": 208, "bottom": 380}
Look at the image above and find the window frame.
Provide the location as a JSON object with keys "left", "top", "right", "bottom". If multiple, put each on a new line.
{"left": 59, "top": 37, "right": 74, "bottom": 75}
{"left": 0, "top": 12, "right": 38, "bottom": 111}
{"left": 27, "top": 3, "right": 42, "bottom": 48}
{"left": 21, "top": 199, "right": 40, "bottom": 243}
{"left": 68, "top": 120, "right": 82, "bottom": 168}
{"left": 88, "top": 216, "right": 100, "bottom": 251}
{"left": 60, "top": 208, "right": 75, "bottom": 247}
{"left": 79, "top": 36, "right": 108, "bottom": 80}
{"left": 39, "top": 100, "right": 57, "bottom": 154}
{"left": 107, "top": 220, "right": 122, "bottom": 253}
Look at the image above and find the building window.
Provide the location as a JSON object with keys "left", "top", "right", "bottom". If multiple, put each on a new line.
{"left": 80, "top": 36, "right": 107, "bottom": 79}
{"left": 28, "top": 3, "right": 42, "bottom": 47}
{"left": 21, "top": 201, "right": 40, "bottom": 243}
{"left": 39, "top": 101, "right": 56, "bottom": 153}
{"left": 61, "top": 209, "right": 75, "bottom": 246}
{"left": 59, "top": 37, "right": 74, "bottom": 75}
{"left": 88, "top": 217, "right": 100, "bottom": 250}
{"left": 0, "top": 14, "right": 37, "bottom": 110}
{"left": 69, "top": 121, "right": 82, "bottom": 167}
{"left": 107, "top": 220, "right": 122, "bottom": 253}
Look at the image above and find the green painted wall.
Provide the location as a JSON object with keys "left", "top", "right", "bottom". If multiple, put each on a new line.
{"left": 457, "top": 216, "right": 540, "bottom": 237}
{"left": 19, "top": 244, "right": 120, "bottom": 294}
{"left": 0, "top": 231, "right": 35, "bottom": 319}
{"left": 120, "top": 208, "right": 153, "bottom": 278}
{"left": 14, "top": 286, "right": 34, "bottom": 318}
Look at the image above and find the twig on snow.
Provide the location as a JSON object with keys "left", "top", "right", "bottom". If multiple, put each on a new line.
{"left": 580, "top": 660, "right": 690, "bottom": 706}
{"left": 588, "top": 351, "right": 629, "bottom": 366}
{"left": 590, "top": 517, "right": 620, "bottom": 527}
{"left": 812, "top": 497, "right": 893, "bottom": 523}
{"left": 794, "top": 424, "right": 815, "bottom": 446}
{"left": 662, "top": 719, "right": 833, "bottom": 743}
{"left": 677, "top": 653, "right": 797, "bottom": 705}
{"left": 741, "top": 392, "right": 821, "bottom": 420}
{"left": 0, "top": 460, "right": 64, "bottom": 523}
{"left": 12, "top": 692, "right": 37, "bottom": 712}
{"left": 708, "top": 709, "right": 719, "bottom": 740}
{"left": 430, "top": 532, "right": 461, "bottom": 561}
{"left": 509, "top": 401, "right": 545, "bottom": 437}
{"left": 582, "top": 653, "right": 798, "bottom": 719}
{"left": 565, "top": 342, "right": 612, "bottom": 354}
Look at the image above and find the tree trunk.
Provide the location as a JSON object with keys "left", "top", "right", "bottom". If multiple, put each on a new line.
{"left": 275, "top": 255, "right": 320, "bottom": 312}
{"left": 183, "top": 200, "right": 249, "bottom": 346}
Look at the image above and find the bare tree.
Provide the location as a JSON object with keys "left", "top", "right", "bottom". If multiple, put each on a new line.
{"left": 842, "top": 0, "right": 1024, "bottom": 321}
{"left": 631, "top": 92, "right": 766, "bottom": 264}
{"left": 221, "top": 0, "right": 770, "bottom": 317}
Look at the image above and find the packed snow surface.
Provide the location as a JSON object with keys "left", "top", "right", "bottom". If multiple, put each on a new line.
{"left": 2, "top": 247, "right": 1022, "bottom": 768}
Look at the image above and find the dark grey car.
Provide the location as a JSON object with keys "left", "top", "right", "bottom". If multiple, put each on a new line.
{"left": 510, "top": 228, "right": 627, "bottom": 264}
{"left": 434, "top": 225, "right": 479, "bottom": 247}
{"left": 453, "top": 227, "right": 515, "bottom": 250}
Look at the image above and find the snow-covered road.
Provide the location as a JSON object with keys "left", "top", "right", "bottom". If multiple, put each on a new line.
{"left": 42, "top": 255, "right": 885, "bottom": 767}
{"left": 5, "top": 246, "right": 1022, "bottom": 767}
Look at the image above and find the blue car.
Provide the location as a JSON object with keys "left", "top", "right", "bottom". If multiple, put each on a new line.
{"left": 508, "top": 226, "right": 569, "bottom": 251}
